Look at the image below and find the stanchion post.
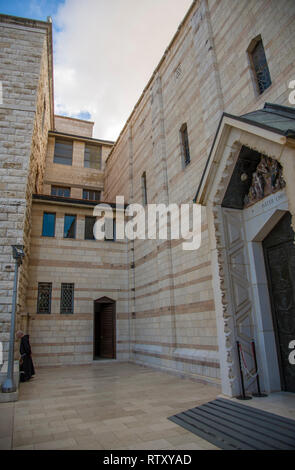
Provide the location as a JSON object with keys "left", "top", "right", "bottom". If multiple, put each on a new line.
{"left": 236, "top": 341, "right": 252, "bottom": 400}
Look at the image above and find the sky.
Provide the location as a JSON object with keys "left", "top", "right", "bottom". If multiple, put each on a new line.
{"left": 0, "top": 0, "right": 193, "bottom": 140}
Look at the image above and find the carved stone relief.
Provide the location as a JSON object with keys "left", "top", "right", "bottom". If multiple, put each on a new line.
{"left": 244, "top": 155, "right": 286, "bottom": 208}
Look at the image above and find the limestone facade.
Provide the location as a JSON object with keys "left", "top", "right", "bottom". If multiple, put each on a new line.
{"left": 1, "top": 0, "right": 295, "bottom": 395}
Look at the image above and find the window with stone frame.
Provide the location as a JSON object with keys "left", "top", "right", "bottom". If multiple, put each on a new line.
{"left": 60, "top": 283, "right": 74, "bottom": 314}
{"left": 53, "top": 139, "right": 73, "bottom": 165}
{"left": 37, "top": 282, "right": 52, "bottom": 314}
{"left": 84, "top": 144, "right": 102, "bottom": 170}
{"left": 42, "top": 212, "right": 56, "bottom": 237}
{"left": 82, "top": 189, "right": 101, "bottom": 202}
{"left": 248, "top": 36, "right": 271, "bottom": 95}
{"left": 85, "top": 216, "right": 96, "bottom": 240}
{"left": 141, "top": 172, "right": 148, "bottom": 205}
{"left": 180, "top": 123, "right": 191, "bottom": 167}
{"left": 64, "top": 214, "right": 77, "bottom": 239}
{"left": 51, "top": 186, "right": 71, "bottom": 198}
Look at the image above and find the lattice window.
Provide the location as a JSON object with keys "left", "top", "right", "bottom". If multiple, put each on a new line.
{"left": 37, "top": 283, "right": 52, "bottom": 314}
{"left": 60, "top": 283, "right": 74, "bottom": 314}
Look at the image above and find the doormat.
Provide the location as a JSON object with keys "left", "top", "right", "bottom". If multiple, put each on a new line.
{"left": 168, "top": 397, "right": 295, "bottom": 450}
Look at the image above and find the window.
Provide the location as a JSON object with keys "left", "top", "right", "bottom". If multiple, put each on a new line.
{"left": 37, "top": 282, "right": 52, "bottom": 314}
{"left": 53, "top": 139, "right": 73, "bottom": 165}
{"left": 84, "top": 144, "right": 102, "bottom": 169}
{"left": 64, "top": 214, "right": 76, "bottom": 239}
{"left": 42, "top": 212, "right": 56, "bottom": 237}
{"left": 105, "top": 218, "right": 116, "bottom": 242}
{"left": 82, "top": 189, "right": 101, "bottom": 202}
{"left": 249, "top": 37, "right": 271, "bottom": 95}
{"left": 85, "top": 216, "right": 96, "bottom": 240}
{"left": 180, "top": 123, "right": 190, "bottom": 167}
{"left": 51, "top": 186, "right": 71, "bottom": 198}
{"left": 141, "top": 172, "right": 148, "bottom": 205}
{"left": 60, "top": 283, "right": 74, "bottom": 314}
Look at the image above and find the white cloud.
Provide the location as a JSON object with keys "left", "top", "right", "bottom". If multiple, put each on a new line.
{"left": 53, "top": 0, "right": 192, "bottom": 140}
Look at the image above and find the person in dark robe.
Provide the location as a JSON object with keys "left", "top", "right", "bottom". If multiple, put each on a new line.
{"left": 16, "top": 330, "right": 35, "bottom": 382}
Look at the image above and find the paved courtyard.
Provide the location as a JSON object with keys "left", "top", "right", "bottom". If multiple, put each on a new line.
{"left": 0, "top": 362, "right": 220, "bottom": 450}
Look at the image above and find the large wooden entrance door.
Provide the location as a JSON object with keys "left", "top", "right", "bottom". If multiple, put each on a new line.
{"left": 263, "top": 212, "right": 295, "bottom": 392}
{"left": 94, "top": 298, "right": 116, "bottom": 359}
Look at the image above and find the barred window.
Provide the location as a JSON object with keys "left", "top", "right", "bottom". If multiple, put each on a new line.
{"left": 51, "top": 186, "right": 70, "bottom": 198}
{"left": 37, "top": 283, "right": 52, "bottom": 314}
{"left": 84, "top": 144, "right": 102, "bottom": 170}
{"left": 60, "top": 283, "right": 74, "bottom": 314}
{"left": 54, "top": 139, "right": 73, "bottom": 165}
{"left": 180, "top": 123, "right": 190, "bottom": 167}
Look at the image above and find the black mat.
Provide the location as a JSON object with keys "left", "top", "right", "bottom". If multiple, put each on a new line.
{"left": 168, "top": 397, "right": 295, "bottom": 450}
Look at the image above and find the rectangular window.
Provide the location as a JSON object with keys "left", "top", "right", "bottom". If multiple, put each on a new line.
{"left": 51, "top": 186, "right": 71, "bottom": 198}
{"left": 53, "top": 139, "right": 73, "bottom": 166}
{"left": 42, "top": 212, "right": 56, "bottom": 237}
{"left": 180, "top": 124, "right": 191, "bottom": 167}
{"left": 82, "top": 189, "right": 101, "bottom": 202}
{"left": 84, "top": 144, "right": 102, "bottom": 169}
{"left": 141, "top": 172, "right": 148, "bottom": 205}
{"left": 85, "top": 216, "right": 96, "bottom": 240}
{"left": 60, "top": 283, "right": 74, "bottom": 314}
{"left": 64, "top": 214, "right": 76, "bottom": 239}
{"left": 251, "top": 39, "right": 271, "bottom": 94}
{"left": 37, "top": 282, "right": 52, "bottom": 314}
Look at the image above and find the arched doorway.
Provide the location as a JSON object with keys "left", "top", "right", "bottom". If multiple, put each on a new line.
{"left": 263, "top": 212, "right": 295, "bottom": 392}
{"left": 93, "top": 297, "right": 116, "bottom": 360}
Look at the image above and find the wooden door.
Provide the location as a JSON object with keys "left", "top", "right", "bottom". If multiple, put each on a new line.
{"left": 99, "top": 303, "right": 115, "bottom": 359}
{"left": 263, "top": 212, "right": 295, "bottom": 392}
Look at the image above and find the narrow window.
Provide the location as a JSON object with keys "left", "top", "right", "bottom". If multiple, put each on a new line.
{"left": 37, "top": 282, "right": 52, "bottom": 314}
{"left": 105, "top": 218, "right": 116, "bottom": 242}
{"left": 64, "top": 214, "right": 76, "bottom": 239}
{"left": 60, "top": 283, "right": 74, "bottom": 314}
{"left": 85, "top": 216, "right": 96, "bottom": 240}
{"left": 53, "top": 139, "right": 73, "bottom": 165}
{"left": 141, "top": 172, "right": 148, "bottom": 205}
{"left": 180, "top": 124, "right": 190, "bottom": 167}
{"left": 41, "top": 97, "right": 46, "bottom": 131}
{"left": 82, "top": 189, "right": 101, "bottom": 202}
{"left": 42, "top": 212, "right": 56, "bottom": 237}
{"left": 84, "top": 144, "right": 102, "bottom": 170}
{"left": 249, "top": 37, "right": 271, "bottom": 95}
{"left": 51, "top": 186, "right": 71, "bottom": 198}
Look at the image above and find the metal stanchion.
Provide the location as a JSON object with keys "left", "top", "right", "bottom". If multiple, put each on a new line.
{"left": 251, "top": 341, "right": 268, "bottom": 398}
{"left": 236, "top": 341, "right": 252, "bottom": 400}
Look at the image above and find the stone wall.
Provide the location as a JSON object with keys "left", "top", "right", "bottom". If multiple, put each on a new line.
{"left": 0, "top": 15, "right": 53, "bottom": 360}
{"left": 103, "top": 0, "right": 295, "bottom": 384}
{"left": 26, "top": 200, "right": 129, "bottom": 366}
